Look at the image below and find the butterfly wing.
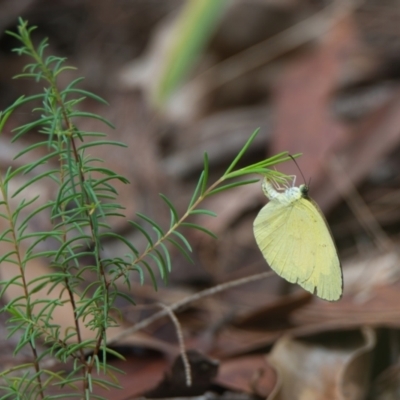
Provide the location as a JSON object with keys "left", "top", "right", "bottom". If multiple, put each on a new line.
{"left": 253, "top": 196, "right": 342, "bottom": 301}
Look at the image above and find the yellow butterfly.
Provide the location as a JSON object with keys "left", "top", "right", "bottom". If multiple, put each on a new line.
{"left": 253, "top": 176, "right": 342, "bottom": 301}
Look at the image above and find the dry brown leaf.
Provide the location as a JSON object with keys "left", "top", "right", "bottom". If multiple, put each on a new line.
{"left": 267, "top": 327, "right": 375, "bottom": 400}
{"left": 291, "top": 279, "right": 400, "bottom": 331}
{"left": 339, "top": 328, "right": 376, "bottom": 400}
{"left": 371, "top": 363, "right": 400, "bottom": 400}
{"left": 216, "top": 354, "right": 277, "bottom": 398}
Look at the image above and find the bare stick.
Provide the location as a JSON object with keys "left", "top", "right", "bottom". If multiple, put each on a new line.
{"left": 158, "top": 303, "right": 192, "bottom": 387}
{"left": 108, "top": 270, "right": 273, "bottom": 345}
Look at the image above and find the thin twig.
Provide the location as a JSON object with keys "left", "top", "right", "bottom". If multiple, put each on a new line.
{"left": 108, "top": 270, "right": 273, "bottom": 345}
{"left": 158, "top": 303, "right": 191, "bottom": 387}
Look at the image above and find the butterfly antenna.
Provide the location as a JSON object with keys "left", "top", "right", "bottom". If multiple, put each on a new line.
{"left": 289, "top": 154, "right": 307, "bottom": 185}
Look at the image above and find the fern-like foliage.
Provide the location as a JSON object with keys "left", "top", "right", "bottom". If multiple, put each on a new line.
{"left": 0, "top": 19, "right": 294, "bottom": 399}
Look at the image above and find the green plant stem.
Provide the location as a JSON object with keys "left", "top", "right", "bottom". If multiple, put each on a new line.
{"left": 0, "top": 19, "right": 298, "bottom": 399}
{"left": 110, "top": 175, "right": 227, "bottom": 285}
{"left": 12, "top": 21, "right": 110, "bottom": 396}
{"left": 0, "top": 176, "right": 45, "bottom": 399}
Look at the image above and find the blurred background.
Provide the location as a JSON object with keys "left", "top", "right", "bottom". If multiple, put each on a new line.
{"left": 1, "top": 0, "right": 400, "bottom": 398}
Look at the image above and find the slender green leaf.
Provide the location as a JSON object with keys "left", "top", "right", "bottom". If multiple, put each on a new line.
{"left": 230, "top": 151, "right": 295, "bottom": 174}
{"left": 148, "top": 252, "right": 168, "bottom": 281}
{"left": 0, "top": 109, "right": 15, "bottom": 133}
{"left": 171, "top": 230, "right": 192, "bottom": 252}
{"left": 13, "top": 140, "right": 51, "bottom": 159}
{"left": 3, "top": 94, "right": 44, "bottom": 116}
{"left": 63, "top": 88, "right": 108, "bottom": 105}
{"left": 77, "top": 140, "right": 127, "bottom": 151}
{"left": 159, "top": 194, "right": 179, "bottom": 226}
{"left": 137, "top": 213, "right": 164, "bottom": 236}
{"left": 22, "top": 150, "right": 65, "bottom": 174}
{"left": 188, "top": 171, "right": 204, "bottom": 208}
{"left": 12, "top": 116, "right": 55, "bottom": 140}
{"left": 64, "top": 76, "right": 85, "bottom": 90}
{"left": 181, "top": 222, "right": 217, "bottom": 239}
{"left": 166, "top": 238, "right": 193, "bottom": 264}
{"left": 159, "top": 243, "right": 172, "bottom": 272}
{"left": 188, "top": 209, "right": 217, "bottom": 217}
{"left": 207, "top": 179, "right": 259, "bottom": 196}
{"left": 224, "top": 128, "right": 260, "bottom": 175}
{"left": 140, "top": 260, "right": 158, "bottom": 289}
{"left": 99, "top": 232, "right": 139, "bottom": 256}
{"left": 67, "top": 112, "right": 115, "bottom": 129}
{"left": 12, "top": 170, "right": 59, "bottom": 197}
{"left": 155, "top": 0, "right": 228, "bottom": 104}
{"left": 201, "top": 152, "right": 209, "bottom": 195}
{"left": 128, "top": 221, "right": 153, "bottom": 247}
{"left": 154, "top": 249, "right": 168, "bottom": 276}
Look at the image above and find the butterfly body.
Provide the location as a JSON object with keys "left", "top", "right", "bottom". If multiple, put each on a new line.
{"left": 253, "top": 178, "right": 342, "bottom": 301}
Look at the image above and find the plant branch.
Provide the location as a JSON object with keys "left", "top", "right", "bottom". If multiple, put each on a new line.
{"left": 108, "top": 270, "right": 273, "bottom": 345}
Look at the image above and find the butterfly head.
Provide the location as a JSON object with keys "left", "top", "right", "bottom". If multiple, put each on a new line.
{"left": 299, "top": 184, "right": 309, "bottom": 197}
